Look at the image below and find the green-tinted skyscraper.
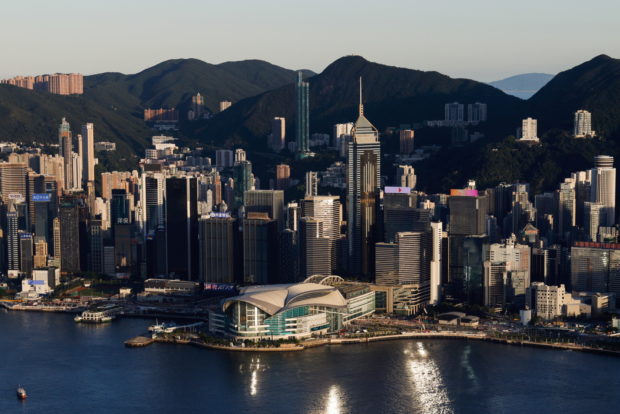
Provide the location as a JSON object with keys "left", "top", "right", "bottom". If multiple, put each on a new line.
{"left": 296, "top": 71, "right": 310, "bottom": 157}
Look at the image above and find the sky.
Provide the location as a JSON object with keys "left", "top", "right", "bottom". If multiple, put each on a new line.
{"left": 2, "top": 0, "right": 620, "bottom": 82}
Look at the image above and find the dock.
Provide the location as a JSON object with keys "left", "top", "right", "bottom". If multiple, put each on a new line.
{"left": 124, "top": 336, "right": 154, "bottom": 347}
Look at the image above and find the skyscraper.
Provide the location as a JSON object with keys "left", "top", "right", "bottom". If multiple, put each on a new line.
{"left": 296, "top": 71, "right": 310, "bottom": 157}
{"left": 305, "top": 171, "right": 318, "bottom": 197}
{"left": 59, "top": 198, "right": 80, "bottom": 274}
{"left": 59, "top": 118, "right": 73, "bottom": 190}
{"left": 395, "top": 165, "right": 417, "bottom": 188}
{"left": 302, "top": 195, "right": 342, "bottom": 272}
{"left": 275, "top": 164, "right": 290, "bottom": 190}
{"left": 399, "top": 129, "right": 415, "bottom": 155}
{"left": 271, "top": 117, "right": 286, "bottom": 152}
{"left": 232, "top": 160, "right": 253, "bottom": 209}
{"left": 591, "top": 155, "right": 616, "bottom": 226}
{"left": 198, "top": 215, "right": 237, "bottom": 283}
{"left": 81, "top": 123, "right": 95, "bottom": 186}
{"left": 347, "top": 79, "right": 381, "bottom": 277}
{"left": 299, "top": 217, "right": 332, "bottom": 278}
{"left": 165, "top": 176, "right": 198, "bottom": 280}
{"left": 574, "top": 110, "right": 595, "bottom": 138}
{"left": 245, "top": 190, "right": 285, "bottom": 230}
{"left": 243, "top": 212, "right": 279, "bottom": 284}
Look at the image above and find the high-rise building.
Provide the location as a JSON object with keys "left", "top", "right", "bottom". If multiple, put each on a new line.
{"left": 59, "top": 199, "right": 80, "bottom": 274}
{"left": 296, "top": 71, "right": 310, "bottom": 157}
{"left": 528, "top": 282, "right": 567, "bottom": 320}
{"left": 81, "top": 123, "right": 95, "bottom": 186}
{"left": 232, "top": 161, "right": 253, "bottom": 209}
{"left": 448, "top": 193, "right": 488, "bottom": 236}
{"left": 245, "top": 190, "right": 284, "bottom": 229}
{"left": 0, "top": 162, "right": 27, "bottom": 203}
{"left": 243, "top": 212, "right": 279, "bottom": 284}
{"left": 574, "top": 110, "right": 595, "bottom": 138}
{"left": 485, "top": 236, "right": 531, "bottom": 306}
{"left": 198, "top": 215, "right": 237, "bottom": 283}
{"left": 584, "top": 201, "right": 603, "bottom": 242}
{"left": 383, "top": 190, "right": 430, "bottom": 243}
{"left": 89, "top": 219, "right": 103, "bottom": 274}
{"left": 305, "top": 171, "right": 318, "bottom": 197}
{"left": 444, "top": 102, "right": 464, "bottom": 122}
{"left": 6, "top": 210, "right": 20, "bottom": 272}
{"left": 395, "top": 165, "right": 416, "bottom": 188}
{"left": 165, "top": 176, "right": 198, "bottom": 280}
{"left": 215, "top": 150, "right": 234, "bottom": 170}
{"left": 467, "top": 102, "right": 487, "bottom": 123}
{"left": 275, "top": 164, "right": 290, "bottom": 190}
{"left": 33, "top": 239, "right": 48, "bottom": 269}
{"left": 59, "top": 118, "right": 74, "bottom": 190}
{"left": 271, "top": 117, "right": 286, "bottom": 152}
{"left": 518, "top": 117, "right": 539, "bottom": 142}
{"left": 570, "top": 241, "right": 620, "bottom": 295}
{"left": 234, "top": 149, "right": 246, "bottom": 165}
{"left": 190, "top": 93, "right": 205, "bottom": 120}
{"left": 557, "top": 178, "right": 576, "bottom": 240}
{"left": 591, "top": 155, "right": 616, "bottom": 226}
{"left": 299, "top": 217, "right": 332, "bottom": 278}
{"left": 302, "top": 195, "right": 342, "bottom": 272}
{"left": 347, "top": 80, "right": 381, "bottom": 277}
{"left": 399, "top": 129, "right": 415, "bottom": 155}
{"left": 19, "top": 232, "right": 34, "bottom": 275}
{"left": 333, "top": 122, "right": 353, "bottom": 157}
{"left": 139, "top": 172, "right": 166, "bottom": 234}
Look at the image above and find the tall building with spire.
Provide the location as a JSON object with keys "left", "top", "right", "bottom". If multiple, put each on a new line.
{"left": 58, "top": 118, "right": 73, "bottom": 190}
{"left": 295, "top": 72, "right": 310, "bottom": 158}
{"left": 347, "top": 78, "right": 381, "bottom": 278}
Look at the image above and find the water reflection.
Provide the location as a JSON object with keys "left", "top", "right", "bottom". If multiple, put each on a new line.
{"left": 238, "top": 357, "right": 266, "bottom": 397}
{"left": 460, "top": 345, "right": 479, "bottom": 390}
{"left": 325, "top": 385, "right": 344, "bottom": 414}
{"left": 407, "top": 342, "right": 453, "bottom": 414}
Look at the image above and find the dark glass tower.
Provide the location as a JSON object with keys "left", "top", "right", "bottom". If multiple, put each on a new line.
{"left": 296, "top": 71, "right": 310, "bottom": 157}
{"left": 59, "top": 198, "right": 80, "bottom": 274}
{"left": 165, "top": 176, "right": 198, "bottom": 280}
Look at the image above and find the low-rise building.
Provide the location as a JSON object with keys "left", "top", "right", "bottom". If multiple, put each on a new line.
{"left": 209, "top": 276, "right": 375, "bottom": 340}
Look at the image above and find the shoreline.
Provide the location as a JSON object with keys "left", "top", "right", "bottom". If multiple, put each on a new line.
{"left": 4, "top": 304, "right": 618, "bottom": 357}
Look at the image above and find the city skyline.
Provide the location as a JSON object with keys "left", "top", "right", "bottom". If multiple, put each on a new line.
{"left": 1, "top": 1, "right": 620, "bottom": 81}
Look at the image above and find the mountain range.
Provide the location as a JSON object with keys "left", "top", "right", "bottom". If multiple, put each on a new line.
{"left": 488, "top": 73, "right": 554, "bottom": 99}
{"left": 1, "top": 54, "right": 620, "bottom": 193}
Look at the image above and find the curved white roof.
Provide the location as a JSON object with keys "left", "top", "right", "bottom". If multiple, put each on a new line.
{"left": 222, "top": 282, "right": 347, "bottom": 316}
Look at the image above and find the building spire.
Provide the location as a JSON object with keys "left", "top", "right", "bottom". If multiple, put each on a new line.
{"left": 359, "top": 76, "right": 364, "bottom": 116}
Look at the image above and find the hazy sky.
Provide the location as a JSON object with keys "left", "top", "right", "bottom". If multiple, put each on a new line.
{"left": 2, "top": 0, "right": 619, "bottom": 81}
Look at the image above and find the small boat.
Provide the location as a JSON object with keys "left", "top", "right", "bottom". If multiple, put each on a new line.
{"left": 16, "top": 386, "right": 27, "bottom": 400}
{"left": 148, "top": 321, "right": 178, "bottom": 334}
{"left": 74, "top": 315, "right": 83, "bottom": 322}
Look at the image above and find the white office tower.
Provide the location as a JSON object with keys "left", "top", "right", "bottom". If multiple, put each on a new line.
{"left": 215, "top": 150, "right": 234, "bottom": 169}
{"left": 484, "top": 235, "right": 531, "bottom": 306}
{"left": 271, "top": 117, "right": 286, "bottom": 152}
{"left": 299, "top": 217, "right": 332, "bottom": 278}
{"left": 81, "top": 123, "right": 95, "bottom": 185}
{"left": 518, "top": 118, "right": 539, "bottom": 142}
{"left": 467, "top": 102, "right": 487, "bottom": 123}
{"left": 234, "top": 149, "right": 246, "bottom": 164}
{"left": 302, "top": 195, "right": 342, "bottom": 272}
{"left": 429, "top": 222, "right": 442, "bottom": 305}
{"left": 584, "top": 201, "right": 603, "bottom": 242}
{"left": 444, "top": 102, "right": 464, "bottom": 122}
{"left": 574, "top": 110, "right": 595, "bottom": 138}
{"left": 71, "top": 152, "right": 82, "bottom": 190}
{"left": 591, "top": 155, "right": 616, "bottom": 226}
{"left": 305, "top": 171, "right": 318, "bottom": 197}
{"left": 139, "top": 172, "right": 166, "bottom": 235}
{"left": 396, "top": 165, "right": 417, "bottom": 189}
{"left": 333, "top": 122, "right": 354, "bottom": 157}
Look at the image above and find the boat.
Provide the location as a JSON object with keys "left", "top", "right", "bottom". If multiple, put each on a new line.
{"left": 148, "top": 321, "right": 179, "bottom": 334}
{"left": 75, "top": 304, "right": 121, "bottom": 324}
{"left": 16, "top": 386, "right": 27, "bottom": 400}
